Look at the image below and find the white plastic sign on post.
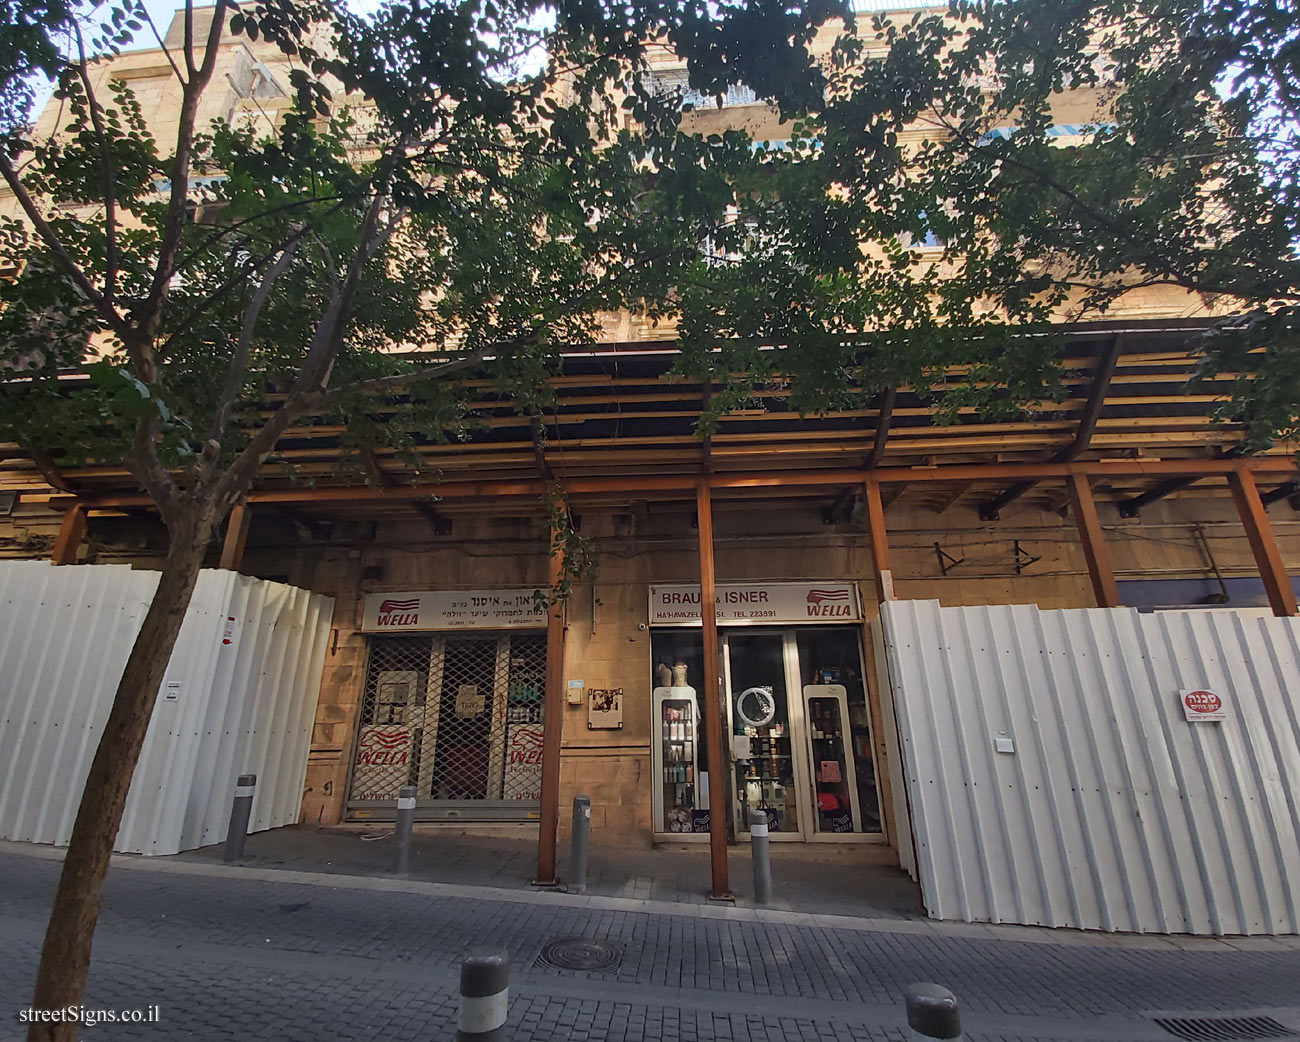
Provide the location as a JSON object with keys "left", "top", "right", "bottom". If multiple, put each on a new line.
{"left": 1180, "top": 688, "right": 1227, "bottom": 722}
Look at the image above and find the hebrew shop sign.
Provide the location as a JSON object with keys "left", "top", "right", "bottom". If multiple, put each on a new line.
{"left": 649, "top": 582, "right": 862, "bottom": 626}
{"left": 362, "top": 589, "right": 546, "bottom": 632}
{"left": 1180, "top": 688, "right": 1228, "bottom": 723}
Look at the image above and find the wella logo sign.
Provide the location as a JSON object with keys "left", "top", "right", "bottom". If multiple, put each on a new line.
{"left": 806, "top": 588, "right": 853, "bottom": 618}
{"left": 354, "top": 727, "right": 411, "bottom": 767}
{"left": 377, "top": 597, "right": 420, "bottom": 627}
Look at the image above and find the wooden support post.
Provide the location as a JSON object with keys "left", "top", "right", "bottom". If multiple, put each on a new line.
{"left": 1066, "top": 474, "right": 1121, "bottom": 608}
{"left": 1228, "top": 469, "right": 1298, "bottom": 617}
{"left": 696, "top": 479, "right": 732, "bottom": 901}
{"left": 534, "top": 526, "right": 568, "bottom": 886}
{"left": 51, "top": 503, "right": 87, "bottom": 565}
{"left": 864, "top": 478, "right": 894, "bottom": 602}
{"left": 219, "top": 500, "right": 252, "bottom": 572}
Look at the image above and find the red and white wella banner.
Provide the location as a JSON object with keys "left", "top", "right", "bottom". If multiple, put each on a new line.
{"left": 350, "top": 724, "right": 415, "bottom": 800}
{"left": 361, "top": 589, "right": 546, "bottom": 632}
{"left": 648, "top": 581, "right": 862, "bottom": 626}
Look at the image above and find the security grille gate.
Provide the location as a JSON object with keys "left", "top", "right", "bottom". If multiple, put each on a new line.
{"left": 347, "top": 632, "right": 547, "bottom": 820}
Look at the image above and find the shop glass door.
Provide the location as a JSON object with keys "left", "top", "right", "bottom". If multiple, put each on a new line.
{"left": 724, "top": 631, "right": 806, "bottom": 837}
{"left": 795, "top": 629, "right": 883, "bottom": 834}
{"left": 724, "top": 627, "right": 884, "bottom": 840}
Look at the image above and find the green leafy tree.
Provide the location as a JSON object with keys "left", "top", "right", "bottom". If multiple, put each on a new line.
{"left": 670, "top": 0, "right": 1296, "bottom": 442}
{"left": 0, "top": 0, "right": 843, "bottom": 1035}
{"left": 2, "top": 0, "right": 1295, "bottom": 1034}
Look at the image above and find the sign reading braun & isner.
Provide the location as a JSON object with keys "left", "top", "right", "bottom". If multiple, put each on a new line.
{"left": 362, "top": 589, "right": 546, "bottom": 632}
{"left": 649, "top": 582, "right": 862, "bottom": 626}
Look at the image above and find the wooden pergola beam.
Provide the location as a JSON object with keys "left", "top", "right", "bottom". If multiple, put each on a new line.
{"left": 826, "top": 387, "right": 897, "bottom": 523}
{"left": 359, "top": 443, "right": 452, "bottom": 535}
{"left": 66, "top": 456, "right": 1300, "bottom": 510}
{"left": 1066, "top": 474, "right": 1120, "bottom": 608}
{"left": 981, "top": 334, "right": 1124, "bottom": 521}
{"left": 1261, "top": 481, "right": 1300, "bottom": 508}
{"left": 1117, "top": 475, "right": 1200, "bottom": 518}
{"left": 534, "top": 527, "right": 568, "bottom": 885}
{"left": 696, "top": 479, "right": 732, "bottom": 901}
{"left": 219, "top": 501, "right": 252, "bottom": 571}
{"left": 864, "top": 477, "right": 894, "bottom": 602}
{"left": 51, "top": 503, "right": 87, "bottom": 565}
{"left": 1227, "top": 470, "right": 1298, "bottom": 617}
{"left": 931, "top": 481, "right": 973, "bottom": 514}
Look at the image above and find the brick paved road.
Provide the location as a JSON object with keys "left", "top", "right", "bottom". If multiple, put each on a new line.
{"left": 2, "top": 848, "right": 1299, "bottom": 1042}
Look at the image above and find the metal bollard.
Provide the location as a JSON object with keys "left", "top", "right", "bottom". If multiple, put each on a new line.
{"left": 457, "top": 948, "right": 509, "bottom": 1041}
{"left": 222, "top": 773, "right": 257, "bottom": 863}
{"left": 394, "top": 784, "right": 416, "bottom": 876}
{"left": 748, "top": 805, "right": 773, "bottom": 906}
{"left": 904, "top": 983, "right": 963, "bottom": 1041}
{"left": 569, "top": 794, "right": 591, "bottom": 893}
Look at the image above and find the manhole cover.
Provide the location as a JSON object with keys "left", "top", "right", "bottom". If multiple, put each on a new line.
{"left": 536, "top": 937, "right": 624, "bottom": 972}
{"left": 1154, "top": 1017, "right": 1296, "bottom": 1041}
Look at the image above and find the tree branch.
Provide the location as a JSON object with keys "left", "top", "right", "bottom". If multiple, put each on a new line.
{"left": 297, "top": 348, "right": 494, "bottom": 410}
{"left": 922, "top": 108, "right": 1300, "bottom": 304}
{"left": 212, "top": 347, "right": 492, "bottom": 510}
{"left": 206, "top": 238, "right": 301, "bottom": 447}
{"left": 137, "top": 3, "right": 186, "bottom": 84}
{"left": 72, "top": 22, "right": 120, "bottom": 305}
{"left": 159, "top": 210, "right": 341, "bottom": 358}
{"left": 14, "top": 435, "right": 78, "bottom": 492}
{"left": 139, "top": 0, "right": 229, "bottom": 365}
{"left": 290, "top": 196, "right": 406, "bottom": 399}
{"left": 127, "top": 412, "right": 179, "bottom": 523}
{"left": 183, "top": 0, "right": 196, "bottom": 77}
{"left": 0, "top": 154, "right": 130, "bottom": 340}
{"left": 211, "top": 180, "right": 406, "bottom": 508}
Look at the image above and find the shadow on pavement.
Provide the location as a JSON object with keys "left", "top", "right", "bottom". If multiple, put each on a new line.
{"left": 176, "top": 824, "right": 925, "bottom": 919}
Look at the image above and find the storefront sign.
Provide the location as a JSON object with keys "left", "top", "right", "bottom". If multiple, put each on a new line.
{"left": 503, "top": 723, "right": 545, "bottom": 800}
{"left": 1181, "top": 688, "right": 1227, "bottom": 722}
{"left": 648, "top": 581, "right": 862, "bottom": 626}
{"left": 351, "top": 724, "right": 415, "bottom": 800}
{"left": 362, "top": 589, "right": 546, "bottom": 632}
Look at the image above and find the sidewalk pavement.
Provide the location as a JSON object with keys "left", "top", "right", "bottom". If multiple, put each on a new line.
{"left": 174, "top": 824, "right": 926, "bottom": 919}
{"left": 3, "top": 841, "right": 1300, "bottom": 1042}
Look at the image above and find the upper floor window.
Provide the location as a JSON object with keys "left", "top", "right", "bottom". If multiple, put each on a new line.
{"left": 646, "top": 68, "right": 760, "bottom": 110}
{"left": 976, "top": 123, "right": 1114, "bottom": 147}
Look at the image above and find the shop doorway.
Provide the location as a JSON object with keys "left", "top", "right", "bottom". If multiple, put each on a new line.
{"left": 346, "top": 631, "right": 547, "bottom": 820}
{"left": 725, "top": 627, "right": 882, "bottom": 842}
{"left": 651, "top": 624, "right": 883, "bottom": 842}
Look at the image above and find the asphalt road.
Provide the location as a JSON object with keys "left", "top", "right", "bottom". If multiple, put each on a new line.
{"left": 2, "top": 845, "right": 1299, "bottom": 1041}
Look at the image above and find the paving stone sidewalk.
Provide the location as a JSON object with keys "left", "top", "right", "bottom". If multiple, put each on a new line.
{"left": 3, "top": 845, "right": 1300, "bottom": 1042}
{"left": 175, "top": 824, "right": 925, "bottom": 919}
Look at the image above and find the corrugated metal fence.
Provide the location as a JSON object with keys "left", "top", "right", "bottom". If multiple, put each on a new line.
{"left": 0, "top": 562, "right": 333, "bottom": 855}
{"left": 881, "top": 599, "right": 1300, "bottom": 935}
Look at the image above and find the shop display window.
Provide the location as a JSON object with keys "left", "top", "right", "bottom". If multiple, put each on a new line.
{"left": 796, "top": 629, "right": 882, "bottom": 833}
{"left": 651, "top": 632, "right": 711, "bottom": 834}
{"left": 727, "top": 632, "right": 800, "bottom": 834}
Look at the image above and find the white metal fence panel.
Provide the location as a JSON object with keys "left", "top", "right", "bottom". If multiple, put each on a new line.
{"left": 0, "top": 562, "right": 332, "bottom": 855}
{"left": 0, "top": 562, "right": 159, "bottom": 845}
{"left": 881, "top": 599, "right": 1300, "bottom": 935}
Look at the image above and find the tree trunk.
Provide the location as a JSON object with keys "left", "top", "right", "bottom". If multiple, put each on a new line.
{"left": 27, "top": 503, "right": 216, "bottom": 1042}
